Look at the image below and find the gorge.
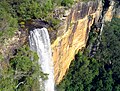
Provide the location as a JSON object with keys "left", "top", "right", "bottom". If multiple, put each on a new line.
{"left": 0, "top": 0, "right": 120, "bottom": 91}
{"left": 51, "top": 0, "right": 113, "bottom": 84}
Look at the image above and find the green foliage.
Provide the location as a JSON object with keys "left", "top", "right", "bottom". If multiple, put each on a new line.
{"left": 0, "top": 0, "right": 75, "bottom": 42}
{"left": 93, "top": 17, "right": 120, "bottom": 90}
{"left": 57, "top": 52, "right": 99, "bottom": 91}
{"left": 114, "top": 84, "right": 120, "bottom": 91}
{"left": 0, "top": 1, "right": 18, "bottom": 42}
{"left": 95, "top": 17, "right": 120, "bottom": 82}
{"left": 81, "top": 0, "right": 95, "bottom": 2}
{"left": 61, "top": 0, "right": 73, "bottom": 7}
{"left": 57, "top": 17, "right": 120, "bottom": 91}
{"left": 0, "top": 45, "right": 46, "bottom": 91}
{"left": 91, "top": 67, "right": 114, "bottom": 91}
{"left": 83, "top": 27, "right": 98, "bottom": 56}
{"left": 2, "top": 0, "right": 74, "bottom": 20}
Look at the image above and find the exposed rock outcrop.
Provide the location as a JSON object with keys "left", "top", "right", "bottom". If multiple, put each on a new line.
{"left": 51, "top": 0, "right": 103, "bottom": 84}
{"left": 0, "top": 0, "right": 116, "bottom": 85}
{"left": 0, "top": 30, "right": 27, "bottom": 68}
{"left": 104, "top": 0, "right": 115, "bottom": 21}
{"left": 116, "top": 5, "right": 120, "bottom": 18}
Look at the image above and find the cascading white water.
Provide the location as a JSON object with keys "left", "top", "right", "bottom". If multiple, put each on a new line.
{"left": 29, "top": 28, "right": 55, "bottom": 91}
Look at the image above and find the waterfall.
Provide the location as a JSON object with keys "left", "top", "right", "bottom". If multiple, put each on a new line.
{"left": 29, "top": 28, "right": 55, "bottom": 91}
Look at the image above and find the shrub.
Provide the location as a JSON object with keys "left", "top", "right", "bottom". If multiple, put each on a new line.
{"left": 61, "top": 0, "right": 73, "bottom": 7}
{"left": 0, "top": 2, "right": 18, "bottom": 42}
{"left": 0, "top": 45, "right": 47, "bottom": 91}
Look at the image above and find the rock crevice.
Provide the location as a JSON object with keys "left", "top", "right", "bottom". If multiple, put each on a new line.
{"left": 51, "top": 0, "right": 103, "bottom": 84}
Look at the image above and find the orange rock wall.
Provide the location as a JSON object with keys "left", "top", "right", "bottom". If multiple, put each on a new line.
{"left": 104, "top": 0, "right": 115, "bottom": 22}
{"left": 51, "top": 0, "right": 103, "bottom": 84}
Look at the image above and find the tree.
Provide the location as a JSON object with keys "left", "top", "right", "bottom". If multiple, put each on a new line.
{"left": 57, "top": 52, "right": 99, "bottom": 91}
{"left": 0, "top": 45, "right": 46, "bottom": 91}
{"left": 0, "top": 1, "right": 18, "bottom": 41}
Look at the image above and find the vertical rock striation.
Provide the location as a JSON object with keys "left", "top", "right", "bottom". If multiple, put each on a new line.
{"left": 0, "top": 0, "right": 116, "bottom": 86}
{"left": 51, "top": 0, "right": 103, "bottom": 84}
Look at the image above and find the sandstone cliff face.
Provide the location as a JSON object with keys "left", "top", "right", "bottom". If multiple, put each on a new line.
{"left": 51, "top": 0, "right": 103, "bottom": 84}
{"left": 0, "top": 0, "right": 115, "bottom": 86}
{"left": 104, "top": 0, "right": 115, "bottom": 21}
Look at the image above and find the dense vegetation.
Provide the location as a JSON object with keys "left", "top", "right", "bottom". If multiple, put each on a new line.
{"left": 0, "top": 0, "right": 96, "bottom": 91}
{"left": 0, "top": 0, "right": 119, "bottom": 91}
{"left": 0, "top": 1, "right": 74, "bottom": 89}
{"left": 0, "top": 0, "right": 95, "bottom": 43}
{"left": 94, "top": 17, "right": 120, "bottom": 91}
{"left": 57, "top": 17, "right": 120, "bottom": 91}
{"left": 57, "top": 52, "right": 99, "bottom": 91}
{"left": 0, "top": 45, "right": 47, "bottom": 91}
{"left": 0, "top": 0, "right": 96, "bottom": 42}
{"left": 0, "top": 0, "right": 75, "bottom": 43}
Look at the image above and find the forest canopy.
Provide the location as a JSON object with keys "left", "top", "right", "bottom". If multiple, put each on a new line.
{"left": 57, "top": 17, "right": 120, "bottom": 91}
{"left": 0, "top": 45, "right": 47, "bottom": 91}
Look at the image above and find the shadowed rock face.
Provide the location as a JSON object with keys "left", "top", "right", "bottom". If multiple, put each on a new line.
{"left": 116, "top": 6, "right": 120, "bottom": 18}
{"left": 51, "top": 0, "right": 116, "bottom": 84}
{"left": 51, "top": 0, "right": 104, "bottom": 84}
{"left": 104, "top": 0, "right": 115, "bottom": 21}
{"left": 73, "top": 1, "right": 98, "bottom": 20}
{"left": 0, "top": 0, "right": 115, "bottom": 86}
